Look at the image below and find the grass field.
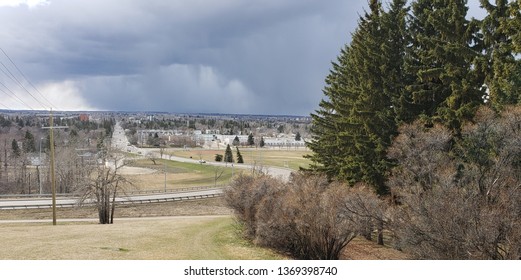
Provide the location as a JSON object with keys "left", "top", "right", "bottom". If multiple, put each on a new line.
{"left": 0, "top": 216, "right": 285, "bottom": 260}
{"left": 168, "top": 148, "right": 312, "bottom": 171}
{"left": 125, "top": 159, "right": 234, "bottom": 191}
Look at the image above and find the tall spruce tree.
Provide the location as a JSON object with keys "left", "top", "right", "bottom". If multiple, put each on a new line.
{"left": 405, "top": 0, "right": 485, "bottom": 132}
{"left": 24, "top": 130, "right": 36, "bottom": 153}
{"left": 236, "top": 147, "right": 244, "bottom": 163}
{"left": 480, "top": 0, "right": 521, "bottom": 109}
{"left": 308, "top": 0, "right": 407, "bottom": 194}
{"left": 512, "top": 0, "right": 521, "bottom": 52}
{"left": 306, "top": 46, "right": 356, "bottom": 180}
{"left": 224, "top": 144, "right": 234, "bottom": 163}
{"left": 382, "top": 0, "right": 413, "bottom": 124}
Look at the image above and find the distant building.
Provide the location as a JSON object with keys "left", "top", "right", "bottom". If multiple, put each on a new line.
{"left": 79, "top": 114, "right": 90, "bottom": 122}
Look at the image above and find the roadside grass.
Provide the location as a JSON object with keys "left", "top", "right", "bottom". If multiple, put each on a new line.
{"left": 125, "top": 159, "right": 234, "bottom": 190}
{"left": 0, "top": 216, "right": 285, "bottom": 260}
{"left": 169, "top": 148, "right": 312, "bottom": 171}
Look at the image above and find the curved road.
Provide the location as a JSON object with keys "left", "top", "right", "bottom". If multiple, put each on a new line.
{"left": 111, "top": 121, "right": 294, "bottom": 181}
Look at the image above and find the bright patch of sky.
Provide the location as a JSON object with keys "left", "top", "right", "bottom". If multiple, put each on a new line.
{"left": 0, "top": 0, "right": 50, "bottom": 8}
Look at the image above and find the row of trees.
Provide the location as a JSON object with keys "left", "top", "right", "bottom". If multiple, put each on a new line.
{"left": 0, "top": 115, "right": 115, "bottom": 195}
{"left": 295, "top": 0, "right": 521, "bottom": 259}
{"left": 215, "top": 144, "right": 244, "bottom": 163}
{"left": 227, "top": 106, "right": 521, "bottom": 259}
{"left": 307, "top": 0, "right": 521, "bottom": 195}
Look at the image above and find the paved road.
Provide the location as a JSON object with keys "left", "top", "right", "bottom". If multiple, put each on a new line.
{"left": 0, "top": 188, "right": 223, "bottom": 209}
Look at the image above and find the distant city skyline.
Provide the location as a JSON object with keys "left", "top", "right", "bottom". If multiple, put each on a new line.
{"left": 0, "top": 0, "right": 486, "bottom": 115}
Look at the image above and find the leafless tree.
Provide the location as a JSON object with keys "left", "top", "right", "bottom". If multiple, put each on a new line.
{"left": 146, "top": 151, "right": 159, "bottom": 165}
{"left": 76, "top": 151, "right": 131, "bottom": 224}
{"left": 213, "top": 166, "right": 225, "bottom": 187}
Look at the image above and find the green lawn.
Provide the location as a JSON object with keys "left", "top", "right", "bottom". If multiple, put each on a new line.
{"left": 126, "top": 159, "right": 235, "bottom": 189}
{"left": 168, "top": 148, "right": 312, "bottom": 171}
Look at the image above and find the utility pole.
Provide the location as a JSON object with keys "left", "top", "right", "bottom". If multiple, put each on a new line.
{"left": 39, "top": 137, "right": 43, "bottom": 195}
{"left": 49, "top": 109, "right": 57, "bottom": 226}
{"left": 41, "top": 110, "right": 68, "bottom": 225}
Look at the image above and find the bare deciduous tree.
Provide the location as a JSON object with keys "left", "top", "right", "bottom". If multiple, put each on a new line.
{"left": 76, "top": 151, "right": 131, "bottom": 224}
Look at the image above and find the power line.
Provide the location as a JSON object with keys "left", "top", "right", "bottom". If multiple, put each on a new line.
{"left": 0, "top": 79, "right": 35, "bottom": 110}
{"left": 0, "top": 48, "right": 56, "bottom": 109}
{"left": 0, "top": 100, "right": 9, "bottom": 109}
{"left": 0, "top": 59, "right": 49, "bottom": 109}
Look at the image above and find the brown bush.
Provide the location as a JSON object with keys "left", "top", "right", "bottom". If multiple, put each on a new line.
{"left": 387, "top": 108, "right": 521, "bottom": 259}
{"left": 225, "top": 173, "right": 366, "bottom": 259}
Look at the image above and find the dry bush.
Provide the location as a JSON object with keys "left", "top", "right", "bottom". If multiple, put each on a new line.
{"left": 339, "top": 183, "right": 388, "bottom": 245}
{"left": 387, "top": 109, "right": 521, "bottom": 259}
{"left": 224, "top": 173, "right": 280, "bottom": 238}
{"left": 226, "top": 173, "right": 385, "bottom": 260}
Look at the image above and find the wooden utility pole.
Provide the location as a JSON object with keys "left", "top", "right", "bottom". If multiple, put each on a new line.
{"left": 49, "top": 109, "right": 57, "bottom": 226}
{"left": 41, "top": 110, "right": 67, "bottom": 225}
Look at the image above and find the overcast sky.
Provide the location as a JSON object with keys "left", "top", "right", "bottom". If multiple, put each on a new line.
{"left": 0, "top": 0, "right": 486, "bottom": 115}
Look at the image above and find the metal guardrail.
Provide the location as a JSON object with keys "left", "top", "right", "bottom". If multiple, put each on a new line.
{"left": 124, "top": 185, "right": 225, "bottom": 195}
{"left": 0, "top": 192, "right": 223, "bottom": 210}
{"left": 0, "top": 185, "right": 224, "bottom": 200}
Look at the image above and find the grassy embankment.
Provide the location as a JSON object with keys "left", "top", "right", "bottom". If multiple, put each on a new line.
{"left": 124, "top": 149, "right": 311, "bottom": 191}
{"left": 124, "top": 159, "right": 234, "bottom": 191}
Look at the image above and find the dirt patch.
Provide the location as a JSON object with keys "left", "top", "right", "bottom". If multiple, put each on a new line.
{"left": 118, "top": 166, "right": 158, "bottom": 175}
{"left": 342, "top": 237, "right": 409, "bottom": 260}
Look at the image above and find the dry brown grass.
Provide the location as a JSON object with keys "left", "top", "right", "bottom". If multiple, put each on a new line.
{"left": 0, "top": 216, "right": 285, "bottom": 260}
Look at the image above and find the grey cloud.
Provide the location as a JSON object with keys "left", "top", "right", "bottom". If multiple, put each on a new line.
{"left": 0, "top": 0, "right": 368, "bottom": 114}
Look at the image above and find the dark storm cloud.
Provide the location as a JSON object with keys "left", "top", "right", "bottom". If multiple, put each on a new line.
{"left": 1, "top": 0, "right": 486, "bottom": 114}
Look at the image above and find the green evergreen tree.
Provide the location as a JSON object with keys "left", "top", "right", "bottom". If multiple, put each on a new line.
{"left": 259, "top": 136, "right": 265, "bottom": 148}
{"left": 512, "top": 0, "right": 521, "bottom": 52}
{"left": 295, "top": 132, "right": 302, "bottom": 141}
{"left": 12, "top": 139, "right": 20, "bottom": 158}
{"left": 224, "top": 144, "right": 234, "bottom": 163}
{"left": 236, "top": 147, "right": 244, "bottom": 163}
{"left": 405, "top": 0, "right": 485, "bottom": 132}
{"left": 24, "top": 130, "right": 36, "bottom": 153}
{"left": 247, "top": 133, "right": 255, "bottom": 146}
{"left": 480, "top": 0, "right": 521, "bottom": 110}
{"left": 381, "top": 0, "right": 413, "bottom": 124}
{"left": 306, "top": 46, "right": 356, "bottom": 180}
{"left": 307, "top": 0, "right": 407, "bottom": 194}
{"left": 232, "top": 136, "right": 240, "bottom": 146}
